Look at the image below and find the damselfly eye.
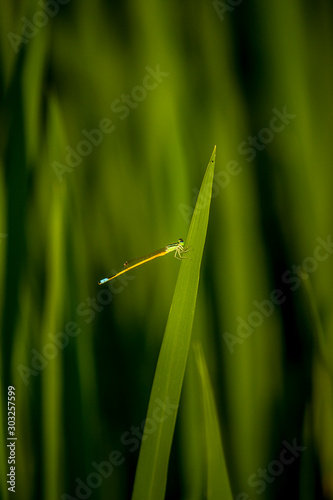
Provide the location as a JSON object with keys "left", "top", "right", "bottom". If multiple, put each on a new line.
{"left": 178, "top": 238, "right": 183, "bottom": 244}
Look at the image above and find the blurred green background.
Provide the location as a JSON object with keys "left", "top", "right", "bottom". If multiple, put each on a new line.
{"left": 1, "top": 0, "right": 333, "bottom": 499}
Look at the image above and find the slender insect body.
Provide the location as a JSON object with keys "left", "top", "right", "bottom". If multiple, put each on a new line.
{"left": 98, "top": 238, "right": 190, "bottom": 285}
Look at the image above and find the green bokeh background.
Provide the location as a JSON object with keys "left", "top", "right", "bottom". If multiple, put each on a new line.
{"left": 1, "top": 1, "right": 333, "bottom": 499}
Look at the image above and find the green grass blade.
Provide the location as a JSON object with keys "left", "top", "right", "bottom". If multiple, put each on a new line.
{"left": 131, "top": 146, "right": 216, "bottom": 500}
{"left": 297, "top": 270, "right": 333, "bottom": 380}
{"left": 193, "top": 341, "right": 233, "bottom": 500}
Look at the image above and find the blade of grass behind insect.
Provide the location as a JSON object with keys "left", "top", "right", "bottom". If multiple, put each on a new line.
{"left": 193, "top": 341, "right": 233, "bottom": 500}
{"left": 131, "top": 146, "right": 216, "bottom": 500}
{"left": 297, "top": 270, "right": 333, "bottom": 381}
